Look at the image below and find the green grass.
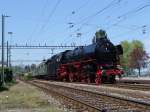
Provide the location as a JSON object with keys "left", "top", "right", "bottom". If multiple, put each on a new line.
{"left": 0, "top": 81, "right": 63, "bottom": 112}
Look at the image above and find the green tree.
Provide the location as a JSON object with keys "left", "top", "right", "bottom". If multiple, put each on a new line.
{"left": 0, "top": 67, "right": 13, "bottom": 84}
{"left": 120, "top": 41, "right": 131, "bottom": 76}
{"left": 12, "top": 66, "right": 24, "bottom": 74}
{"left": 131, "top": 40, "right": 144, "bottom": 49}
{"left": 120, "top": 41, "right": 131, "bottom": 65}
{"left": 120, "top": 40, "right": 149, "bottom": 76}
{"left": 129, "top": 46, "right": 149, "bottom": 76}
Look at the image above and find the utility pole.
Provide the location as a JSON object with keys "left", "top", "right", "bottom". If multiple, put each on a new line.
{"left": 1, "top": 15, "right": 5, "bottom": 85}
{"left": 8, "top": 32, "right": 13, "bottom": 68}
{"left": 9, "top": 46, "right": 11, "bottom": 68}
{"left": 1, "top": 14, "right": 10, "bottom": 86}
{"left": 7, "top": 41, "right": 9, "bottom": 67}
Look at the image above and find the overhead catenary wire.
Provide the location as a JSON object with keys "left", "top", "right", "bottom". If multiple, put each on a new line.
{"left": 37, "top": 0, "right": 62, "bottom": 35}
{"left": 11, "top": 60, "right": 42, "bottom": 62}
{"left": 66, "top": 0, "right": 91, "bottom": 28}
{"left": 103, "top": 2, "right": 150, "bottom": 39}
{"left": 72, "top": 0, "right": 121, "bottom": 29}
{"left": 76, "top": 1, "right": 150, "bottom": 32}
{"left": 26, "top": 0, "right": 49, "bottom": 43}
{"left": 106, "top": 2, "right": 150, "bottom": 30}
{"left": 58, "top": 0, "right": 91, "bottom": 44}
{"left": 70, "top": 0, "right": 91, "bottom": 15}
{"left": 118, "top": 3, "right": 150, "bottom": 19}
{"left": 111, "top": 25, "right": 150, "bottom": 38}
{"left": 67, "top": 0, "right": 122, "bottom": 41}
{"left": 70, "top": 1, "right": 150, "bottom": 43}
{"left": 61, "top": 0, "right": 120, "bottom": 45}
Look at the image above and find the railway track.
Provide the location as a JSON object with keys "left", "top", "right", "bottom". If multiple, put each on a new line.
{"left": 117, "top": 79, "right": 150, "bottom": 84}
{"left": 102, "top": 83, "right": 150, "bottom": 91}
{"left": 65, "top": 82, "right": 150, "bottom": 91}
{"left": 32, "top": 77, "right": 150, "bottom": 91}
{"left": 27, "top": 80, "right": 150, "bottom": 112}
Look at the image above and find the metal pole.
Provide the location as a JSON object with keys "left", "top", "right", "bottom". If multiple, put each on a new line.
{"left": 7, "top": 41, "right": 9, "bottom": 67}
{"left": 8, "top": 32, "right": 12, "bottom": 68}
{"left": 1, "top": 15, "right": 5, "bottom": 85}
{"left": 9, "top": 46, "right": 11, "bottom": 68}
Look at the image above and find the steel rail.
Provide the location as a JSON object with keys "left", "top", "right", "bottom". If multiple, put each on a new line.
{"left": 102, "top": 83, "right": 150, "bottom": 91}
{"left": 29, "top": 81, "right": 103, "bottom": 112}
{"left": 32, "top": 80, "right": 150, "bottom": 111}
{"left": 35, "top": 80, "right": 150, "bottom": 107}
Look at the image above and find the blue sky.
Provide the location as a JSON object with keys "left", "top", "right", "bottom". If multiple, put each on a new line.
{"left": 0, "top": 0, "right": 150, "bottom": 65}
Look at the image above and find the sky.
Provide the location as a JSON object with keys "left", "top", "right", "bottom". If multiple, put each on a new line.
{"left": 0, "top": 0, "right": 150, "bottom": 65}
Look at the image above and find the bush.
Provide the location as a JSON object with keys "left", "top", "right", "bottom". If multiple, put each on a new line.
{"left": 5, "top": 68, "right": 13, "bottom": 82}
{"left": 0, "top": 86, "right": 8, "bottom": 92}
{"left": 0, "top": 67, "right": 13, "bottom": 84}
{"left": 23, "top": 72, "right": 33, "bottom": 81}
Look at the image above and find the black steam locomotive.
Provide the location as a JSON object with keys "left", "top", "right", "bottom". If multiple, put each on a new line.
{"left": 34, "top": 30, "right": 123, "bottom": 84}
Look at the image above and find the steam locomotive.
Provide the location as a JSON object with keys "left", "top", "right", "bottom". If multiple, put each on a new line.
{"left": 34, "top": 30, "right": 123, "bottom": 84}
